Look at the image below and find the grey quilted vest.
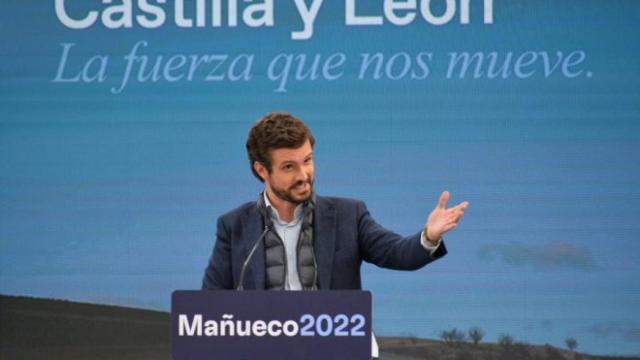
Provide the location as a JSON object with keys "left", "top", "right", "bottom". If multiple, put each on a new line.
{"left": 258, "top": 192, "right": 317, "bottom": 290}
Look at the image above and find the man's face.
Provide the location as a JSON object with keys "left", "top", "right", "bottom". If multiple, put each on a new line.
{"left": 257, "top": 139, "right": 314, "bottom": 204}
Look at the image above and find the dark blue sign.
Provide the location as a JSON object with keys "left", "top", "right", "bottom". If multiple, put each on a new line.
{"left": 172, "top": 290, "right": 372, "bottom": 360}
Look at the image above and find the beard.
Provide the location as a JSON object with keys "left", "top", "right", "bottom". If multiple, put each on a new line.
{"left": 270, "top": 178, "right": 314, "bottom": 204}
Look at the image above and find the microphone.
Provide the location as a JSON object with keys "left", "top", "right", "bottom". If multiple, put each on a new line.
{"left": 236, "top": 226, "right": 270, "bottom": 291}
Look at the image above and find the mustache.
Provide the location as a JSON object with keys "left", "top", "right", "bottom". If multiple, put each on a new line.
{"left": 289, "top": 179, "right": 313, "bottom": 190}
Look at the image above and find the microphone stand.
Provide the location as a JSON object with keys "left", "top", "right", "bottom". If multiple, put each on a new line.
{"left": 236, "top": 226, "right": 270, "bottom": 291}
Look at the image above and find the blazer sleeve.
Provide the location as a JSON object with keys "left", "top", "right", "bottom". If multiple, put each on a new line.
{"left": 356, "top": 200, "right": 447, "bottom": 270}
{"left": 202, "top": 216, "right": 234, "bottom": 289}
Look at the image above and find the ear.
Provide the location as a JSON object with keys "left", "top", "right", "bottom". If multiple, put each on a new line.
{"left": 253, "top": 161, "right": 268, "bottom": 182}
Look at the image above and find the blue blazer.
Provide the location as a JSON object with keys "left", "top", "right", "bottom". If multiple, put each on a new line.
{"left": 202, "top": 196, "right": 447, "bottom": 290}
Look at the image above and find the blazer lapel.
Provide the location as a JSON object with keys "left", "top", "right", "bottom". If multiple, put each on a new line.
{"left": 240, "top": 205, "right": 266, "bottom": 290}
{"left": 314, "top": 196, "right": 336, "bottom": 289}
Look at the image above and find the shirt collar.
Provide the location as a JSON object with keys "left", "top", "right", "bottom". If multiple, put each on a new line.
{"left": 263, "top": 190, "right": 303, "bottom": 225}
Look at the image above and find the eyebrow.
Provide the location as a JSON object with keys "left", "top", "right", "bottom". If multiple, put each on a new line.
{"left": 279, "top": 153, "right": 313, "bottom": 166}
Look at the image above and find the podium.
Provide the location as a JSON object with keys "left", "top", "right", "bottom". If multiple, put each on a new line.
{"left": 172, "top": 290, "right": 372, "bottom": 360}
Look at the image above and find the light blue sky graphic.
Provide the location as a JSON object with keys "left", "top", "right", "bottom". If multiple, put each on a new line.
{"left": 1, "top": 0, "right": 639, "bottom": 356}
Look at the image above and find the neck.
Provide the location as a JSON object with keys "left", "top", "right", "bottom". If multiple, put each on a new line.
{"left": 265, "top": 188, "right": 297, "bottom": 223}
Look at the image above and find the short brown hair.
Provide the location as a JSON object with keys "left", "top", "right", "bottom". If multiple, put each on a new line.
{"left": 246, "top": 112, "right": 315, "bottom": 182}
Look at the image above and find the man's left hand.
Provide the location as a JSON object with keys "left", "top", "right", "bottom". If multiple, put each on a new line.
{"left": 425, "top": 190, "right": 469, "bottom": 243}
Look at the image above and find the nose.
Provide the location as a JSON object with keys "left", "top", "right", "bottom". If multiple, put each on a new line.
{"left": 295, "top": 168, "right": 309, "bottom": 182}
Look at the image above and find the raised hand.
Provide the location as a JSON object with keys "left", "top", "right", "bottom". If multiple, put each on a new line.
{"left": 425, "top": 191, "right": 469, "bottom": 243}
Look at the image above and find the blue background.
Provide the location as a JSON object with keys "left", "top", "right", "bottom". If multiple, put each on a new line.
{"left": 1, "top": 0, "right": 639, "bottom": 355}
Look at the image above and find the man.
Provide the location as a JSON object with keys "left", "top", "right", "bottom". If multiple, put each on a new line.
{"left": 203, "top": 112, "right": 468, "bottom": 290}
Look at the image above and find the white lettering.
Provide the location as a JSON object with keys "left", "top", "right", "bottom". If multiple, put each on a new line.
{"left": 252, "top": 320, "right": 267, "bottom": 337}
{"left": 164, "top": 55, "right": 187, "bottom": 81}
{"left": 561, "top": 51, "right": 586, "bottom": 78}
{"left": 228, "top": 54, "right": 254, "bottom": 81}
{"left": 174, "top": 0, "right": 192, "bottom": 27}
{"left": 179, "top": 314, "right": 202, "bottom": 336}
{"left": 83, "top": 55, "right": 109, "bottom": 82}
{"left": 420, "top": 0, "right": 456, "bottom": 26}
{"left": 412, "top": 51, "right": 432, "bottom": 79}
{"left": 458, "top": 0, "right": 492, "bottom": 24}
{"left": 211, "top": 0, "right": 222, "bottom": 26}
{"left": 244, "top": 0, "right": 274, "bottom": 28}
{"left": 236, "top": 320, "right": 251, "bottom": 336}
{"left": 292, "top": 0, "right": 323, "bottom": 40}
{"left": 220, "top": 314, "right": 235, "bottom": 336}
{"left": 53, "top": 43, "right": 108, "bottom": 83}
{"left": 54, "top": 0, "right": 493, "bottom": 37}
{"left": 137, "top": 0, "right": 166, "bottom": 28}
{"left": 445, "top": 50, "right": 587, "bottom": 79}
{"left": 323, "top": 53, "right": 346, "bottom": 80}
{"left": 112, "top": 40, "right": 147, "bottom": 94}
{"left": 204, "top": 55, "right": 229, "bottom": 81}
{"left": 53, "top": 43, "right": 81, "bottom": 83}
{"left": 384, "top": 0, "right": 416, "bottom": 26}
{"left": 385, "top": 52, "right": 412, "bottom": 80}
{"left": 267, "top": 320, "right": 282, "bottom": 336}
{"left": 484, "top": 0, "right": 494, "bottom": 23}
{"left": 346, "top": 0, "right": 383, "bottom": 25}
{"left": 102, "top": 0, "right": 133, "bottom": 29}
{"left": 447, "top": 52, "right": 484, "bottom": 79}
{"left": 204, "top": 320, "right": 219, "bottom": 336}
{"left": 228, "top": 0, "right": 238, "bottom": 26}
{"left": 267, "top": 53, "right": 293, "bottom": 92}
{"left": 196, "top": 0, "right": 206, "bottom": 27}
{"left": 359, "top": 53, "right": 385, "bottom": 80}
{"left": 359, "top": 51, "right": 433, "bottom": 80}
{"left": 54, "top": 0, "right": 98, "bottom": 29}
{"left": 282, "top": 320, "right": 299, "bottom": 337}
{"left": 514, "top": 51, "right": 537, "bottom": 78}
{"left": 486, "top": 52, "right": 511, "bottom": 79}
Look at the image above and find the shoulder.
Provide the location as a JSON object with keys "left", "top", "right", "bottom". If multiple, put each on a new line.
{"left": 218, "top": 201, "right": 258, "bottom": 223}
{"left": 316, "top": 195, "right": 366, "bottom": 212}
